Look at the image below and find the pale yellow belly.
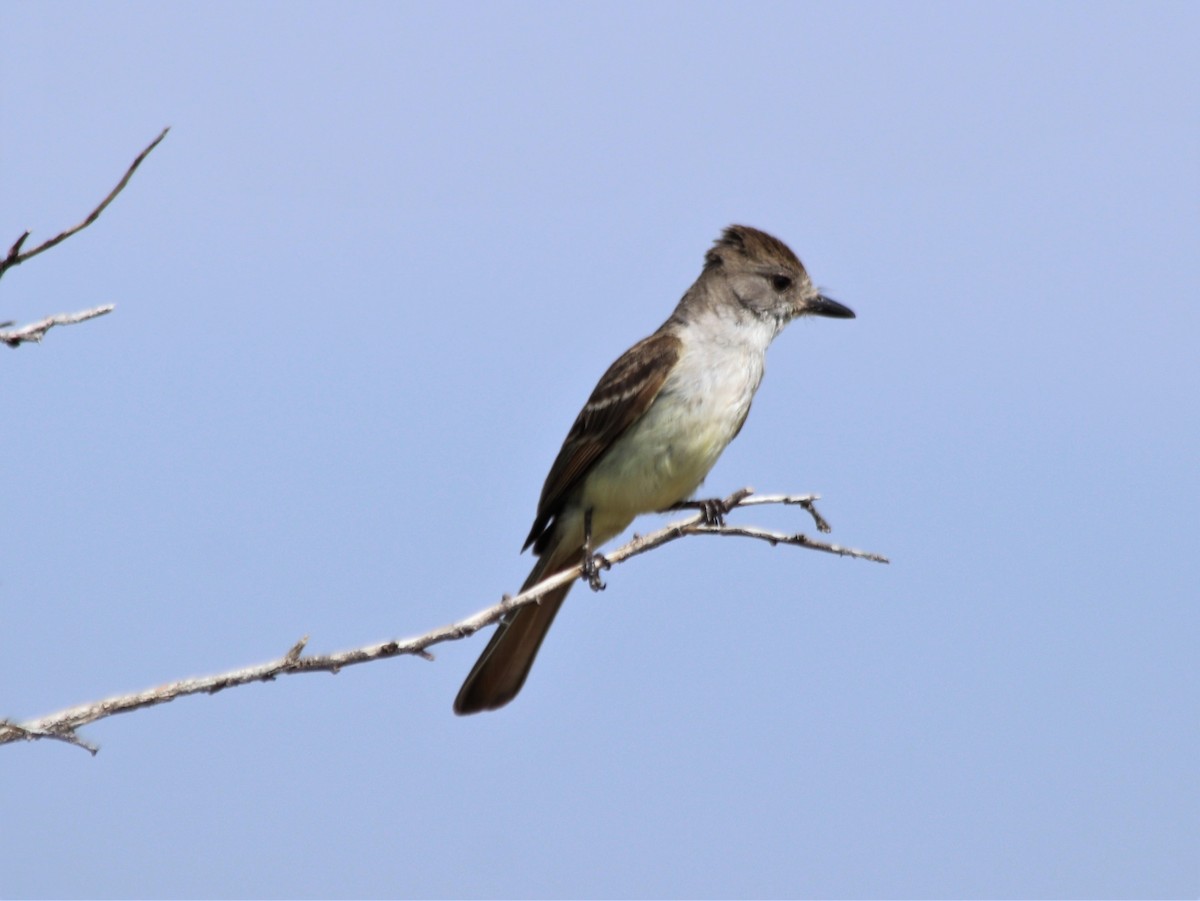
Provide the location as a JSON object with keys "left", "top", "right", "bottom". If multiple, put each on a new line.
{"left": 576, "top": 348, "right": 760, "bottom": 544}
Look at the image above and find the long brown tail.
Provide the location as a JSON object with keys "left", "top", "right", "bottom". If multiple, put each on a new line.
{"left": 453, "top": 546, "right": 581, "bottom": 715}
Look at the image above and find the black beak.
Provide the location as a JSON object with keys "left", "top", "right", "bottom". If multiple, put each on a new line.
{"left": 807, "top": 294, "right": 855, "bottom": 319}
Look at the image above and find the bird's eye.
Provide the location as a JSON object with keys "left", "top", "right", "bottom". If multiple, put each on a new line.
{"left": 770, "top": 274, "right": 792, "bottom": 292}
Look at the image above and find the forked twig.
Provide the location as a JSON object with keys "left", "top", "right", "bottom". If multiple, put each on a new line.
{"left": 2, "top": 128, "right": 168, "bottom": 347}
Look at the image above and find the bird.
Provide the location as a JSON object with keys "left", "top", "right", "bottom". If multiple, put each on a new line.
{"left": 453, "top": 225, "right": 854, "bottom": 714}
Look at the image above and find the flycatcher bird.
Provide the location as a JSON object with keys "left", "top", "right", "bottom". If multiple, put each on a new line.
{"left": 453, "top": 225, "right": 854, "bottom": 715}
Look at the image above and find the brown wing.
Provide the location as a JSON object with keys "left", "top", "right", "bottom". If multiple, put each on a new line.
{"left": 522, "top": 330, "right": 681, "bottom": 553}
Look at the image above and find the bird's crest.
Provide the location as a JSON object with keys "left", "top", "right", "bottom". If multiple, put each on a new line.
{"left": 705, "top": 224, "right": 803, "bottom": 271}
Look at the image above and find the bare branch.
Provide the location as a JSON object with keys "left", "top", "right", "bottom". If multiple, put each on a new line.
{"left": 0, "top": 304, "right": 115, "bottom": 347}
{"left": 0, "top": 128, "right": 169, "bottom": 283}
{"left": 0, "top": 489, "right": 887, "bottom": 753}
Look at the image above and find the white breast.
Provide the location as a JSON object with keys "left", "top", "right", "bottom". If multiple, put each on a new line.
{"left": 578, "top": 314, "right": 770, "bottom": 541}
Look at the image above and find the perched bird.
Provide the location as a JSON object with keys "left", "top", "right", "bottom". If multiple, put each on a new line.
{"left": 454, "top": 225, "right": 854, "bottom": 714}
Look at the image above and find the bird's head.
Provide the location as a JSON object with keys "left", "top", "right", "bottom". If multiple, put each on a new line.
{"left": 704, "top": 224, "right": 855, "bottom": 324}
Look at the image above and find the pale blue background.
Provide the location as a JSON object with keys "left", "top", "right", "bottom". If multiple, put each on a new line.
{"left": 2, "top": 3, "right": 1196, "bottom": 898}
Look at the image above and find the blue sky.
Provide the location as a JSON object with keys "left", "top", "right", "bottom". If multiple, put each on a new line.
{"left": 2, "top": 3, "right": 1196, "bottom": 897}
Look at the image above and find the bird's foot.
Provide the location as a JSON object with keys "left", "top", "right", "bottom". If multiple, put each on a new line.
{"left": 699, "top": 497, "right": 732, "bottom": 527}
{"left": 581, "top": 551, "right": 611, "bottom": 592}
{"left": 689, "top": 497, "right": 732, "bottom": 527}
{"left": 665, "top": 496, "right": 733, "bottom": 527}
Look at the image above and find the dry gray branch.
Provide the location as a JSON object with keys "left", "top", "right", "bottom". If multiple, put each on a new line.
{"left": 0, "top": 304, "right": 115, "bottom": 347}
{"left": 2, "top": 128, "right": 168, "bottom": 347}
{"left": 0, "top": 488, "right": 887, "bottom": 754}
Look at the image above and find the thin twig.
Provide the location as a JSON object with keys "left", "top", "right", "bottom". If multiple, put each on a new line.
{"left": 0, "top": 304, "right": 115, "bottom": 347}
{"left": 0, "top": 128, "right": 169, "bottom": 283}
{"left": 690, "top": 523, "right": 890, "bottom": 562}
{"left": 732, "top": 492, "right": 834, "bottom": 533}
{"left": 0, "top": 488, "right": 887, "bottom": 753}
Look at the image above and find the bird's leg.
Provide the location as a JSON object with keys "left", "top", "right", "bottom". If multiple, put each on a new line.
{"left": 580, "top": 507, "right": 610, "bottom": 591}
{"left": 665, "top": 496, "right": 732, "bottom": 527}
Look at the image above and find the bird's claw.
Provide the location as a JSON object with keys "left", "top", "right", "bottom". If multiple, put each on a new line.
{"left": 697, "top": 497, "right": 731, "bottom": 527}
{"left": 582, "top": 552, "right": 611, "bottom": 591}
